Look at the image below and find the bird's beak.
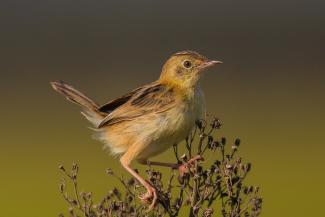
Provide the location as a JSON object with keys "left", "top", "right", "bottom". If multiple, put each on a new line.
{"left": 199, "top": 60, "right": 222, "bottom": 71}
{"left": 204, "top": 60, "right": 223, "bottom": 68}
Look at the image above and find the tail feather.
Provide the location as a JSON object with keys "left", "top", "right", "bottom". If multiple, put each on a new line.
{"left": 50, "top": 81, "right": 106, "bottom": 126}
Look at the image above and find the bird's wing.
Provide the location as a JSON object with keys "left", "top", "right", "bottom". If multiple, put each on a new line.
{"left": 98, "top": 86, "right": 144, "bottom": 114}
{"left": 97, "top": 82, "right": 177, "bottom": 128}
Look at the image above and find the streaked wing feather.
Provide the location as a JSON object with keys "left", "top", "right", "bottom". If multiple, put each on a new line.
{"left": 98, "top": 82, "right": 176, "bottom": 128}
{"left": 98, "top": 86, "right": 144, "bottom": 113}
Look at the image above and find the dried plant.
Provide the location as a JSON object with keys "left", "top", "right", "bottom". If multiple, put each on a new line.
{"left": 58, "top": 118, "right": 262, "bottom": 217}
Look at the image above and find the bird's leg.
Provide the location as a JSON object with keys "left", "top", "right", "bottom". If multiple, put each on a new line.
{"left": 138, "top": 160, "right": 179, "bottom": 169}
{"left": 138, "top": 155, "right": 203, "bottom": 176}
{"left": 120, "top": 155, "right": 157, "bottom": 211}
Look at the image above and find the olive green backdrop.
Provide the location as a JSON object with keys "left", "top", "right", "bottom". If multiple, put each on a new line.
{"left": 1, "top": 0, "right": 324, "bottom": 216}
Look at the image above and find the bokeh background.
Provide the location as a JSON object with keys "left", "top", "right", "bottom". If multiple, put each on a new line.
{"left": 1, "top": 0, "right": 324, "bottom": 216}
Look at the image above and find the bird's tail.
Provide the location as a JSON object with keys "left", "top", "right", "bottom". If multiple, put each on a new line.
{"left": 50, "top": 81, "right": 105, "bottom": 126}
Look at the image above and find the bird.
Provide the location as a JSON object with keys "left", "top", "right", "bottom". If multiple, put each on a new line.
{"left": 50, "top": 50, "right": 222, "bottom": 210}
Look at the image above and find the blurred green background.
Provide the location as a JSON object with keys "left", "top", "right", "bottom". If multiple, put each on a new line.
{"left": 1, "top": 0, "right": 324, "bottom": 216}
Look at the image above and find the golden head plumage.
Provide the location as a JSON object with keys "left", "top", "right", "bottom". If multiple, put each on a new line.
{"left": 160, "top": 50, "right": 222, "bottom": 90}
{"left": 50, "top": 50, "right": 222, "bottom": 210}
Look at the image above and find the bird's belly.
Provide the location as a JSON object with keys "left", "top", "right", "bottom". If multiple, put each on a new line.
{"left": 135, "top": 103, "right": 203, "bottom": 160}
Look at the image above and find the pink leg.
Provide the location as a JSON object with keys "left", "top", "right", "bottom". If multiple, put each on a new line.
{"left": 120, "top": 156, "right": 157, "bottom": 210}
{"left": 138, "top": 155, "right": 203, "bottom": 176}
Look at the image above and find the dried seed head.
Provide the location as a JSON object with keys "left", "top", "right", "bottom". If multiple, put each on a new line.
{"left": 72, "top": 163, "right": 78, "bottom": 171}
{"left": 231, "top": 176, "right": 239, "bottom": 184}
{"left": 221, "top": 192, "right": 228, "bottom": 198}
{"left": 180, "top": 154, "right": 188, "bottom": 162}
{"left": 197, "top": 165, "right": 203, "bottom": 174}
{"left": 89, "top": 211, "right": 96, "bottom": 217}
{"left": 129, "top": 207, "right": 135, "bottom": 213}
{"left": 211, "top": 118, "right": 222, "bottom": 129}
{"left": 209, "top": 141, "right": 218, "bottom": 150}
{"left": 112, "top": 202, "right": 119, "bottom": 211}
{"left": 221, "top": 137, "right": 226, "bottom": 146}
{"left": 193, "top": 204, "right": 200, "bottom": 215}
{"left": 127, "top": 178, "right": 135, "bottom": 186}
{"left": 245, "top": 163, "right": 252, "bottom": 173}
{"left": 86, "top": 192, "right": 92, "bottom": 200}
{"left": 214, "top": 160, "right": 221, "bottom": 167}
{"left": 185, "top": 197, "right": 191, "bottom": 205}
{"left": 226, "top": 164, "right": 233, "bottom": 169}
{"left": 112, "top": 188, "right": 120, "bottom": 196}
{"left": 59, "top": 165, "right": 65, "bottom": 171}
{"left": 106, "top": 168, "right": 114, "bottom": 175}
{"left": 202, "top": 171, "right": 208, "bottom": 181}
{"left": 71, "top": 200, "right": 78, "bottom": 206}
{"left": 243, "top": 186, "right": 249, "bottom": 195}
{"left": 195, "top": 119, "right": 205, "bottom": 130}
{"left": 255, "top": 186, "right": 260, "bottom": 193}
{"left": 235, "top": 138, "right": 241, "bottom": 146}
{"left": 208, "top": 135, "right": 213, "bottom": 144}
{"left": 203, "top": 208, "right": 214, "bottom": 217}
{"left": 173, "top": 198, "right": 182, "bottom": 208}
{"left": 156, "top": 171, "right": 162, "bottom": 180}
{"left": 59, "top": 183, "right": 65, "bottom": 193}
{"left": 127, "top": 195, "right": 133, "bottom": 202}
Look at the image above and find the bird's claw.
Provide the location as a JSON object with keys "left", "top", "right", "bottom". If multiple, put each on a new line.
{"left": 138, "top": 186, "right": 157, "bottom": 211}
{"left": 178, "top": 155, "right": 204, "bottom": 176}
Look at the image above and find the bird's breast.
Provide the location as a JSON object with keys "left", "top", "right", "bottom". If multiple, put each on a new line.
{"left": 158, "top": 87, "right": 205, "bottom": 143}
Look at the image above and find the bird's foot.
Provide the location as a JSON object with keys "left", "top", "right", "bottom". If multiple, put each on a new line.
{"left": 139, "top": 185, "right": 157, "bottom": 211}
{"left": 178, "top": 155, "right": 204, "bottom": 176}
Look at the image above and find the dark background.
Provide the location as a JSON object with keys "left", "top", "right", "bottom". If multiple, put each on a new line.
{"left": 1, "top": 0, "right": 324, "bottom": 216}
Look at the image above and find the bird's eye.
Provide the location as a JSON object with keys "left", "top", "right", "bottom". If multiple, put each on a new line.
{"left": 183, "top": 60, "right": 192, "bottom": 68}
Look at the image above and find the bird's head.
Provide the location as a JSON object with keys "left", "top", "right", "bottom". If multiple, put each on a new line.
{"left": 159, "top": 50, "right": 222, "bottom": 89}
